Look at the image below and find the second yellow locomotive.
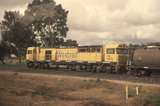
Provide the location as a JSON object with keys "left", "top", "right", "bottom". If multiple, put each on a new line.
{"left": 26, "top": 43, "right": 128, "bottom": 73}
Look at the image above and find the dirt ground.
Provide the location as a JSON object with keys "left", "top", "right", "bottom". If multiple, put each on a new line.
{"left": 0, "top": 71, "right": 159, "bottom": 106}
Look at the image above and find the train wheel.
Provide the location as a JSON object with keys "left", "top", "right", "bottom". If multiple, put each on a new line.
{"left": 89, "top": 65, "right": 94, "bottom": 73}
{"left": 43, "top": 63, "right": 50, "bottom": 69}
{"left": 55, "top": 64, "right": 59, "bottom": 70}
{"left": 134, "top": 70, "right": 142, "bottom": 77}
{"left": 127, "top": 70, "right": 134, "bottom": 76}
{"left": 67, "top": 65, "right": 72, "bottom": 70}
{"left": 26, "top": 62, "right": 30, "bottom": 68}
{"left": 105, "top": 66, "right": 112, "bottom": 73}
{"left": 34, "top": 62, "right": 39, "bottom": 69}
{"left": 66, "top": 65, "right": 70, "bottom": 70}
{"left": 40, "top": 62, "right": 44, "bottom": 69}
{"left": 46, "top": 63, "right": 50, "bottom": 69}
{"left": 86, "top": 65, "right": 92, "bottom": 72}
{"left": 42, "top": 63, "right": 45, "bottom": 69}
{"left": 97, "top": 65, "right": 111, "bottom": 73}
{"left": 27, "top": 62, "right": 33, "bottom": 68}
{"left": 80, "top": 65, "right": 84, "bottom": 71}
{"left": 26, "top": 62, "right": 29, "bottom": 68}
{"left": 75, "top": 65, "right": 81, "bottom": 72}
{"left": 37, "top": 62, "right": 42, "bottom": 69}
{"left": 91, "top": 65, "right": 97, "bottom": 73}
{"left": 70, "top": 65, "right": 76, "bottom": 71}
{"left": 95, "top": 66, "right": 101, "bottom": 73}
{"left": 117, "top": 69, "right": 123, "bottom": 74}
{"left": 80, "top": 65, "right": 86, "bottom": 71}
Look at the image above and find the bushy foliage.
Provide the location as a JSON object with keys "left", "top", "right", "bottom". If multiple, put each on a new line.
{"left": 1, "top": 0, "right": 77, "bottom": 48}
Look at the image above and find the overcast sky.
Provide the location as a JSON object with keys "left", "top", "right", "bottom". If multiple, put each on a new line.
{"left": 0, "top": 0, "right": 160, "bottom": 45}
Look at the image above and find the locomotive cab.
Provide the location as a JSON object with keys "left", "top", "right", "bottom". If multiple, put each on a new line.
{"left": 103, "top": 43, "right": 129, "bottom": 72}
{"left": 26, "top": 47, "right": 38, "bottom": 62}
{"left": 26, "top": 47, "right": 38, "bottom": 68}
{"left": 116, "top": 48, "right": 128, "bottom": 64}
{"left": 26, "top": 47, "right": 57, "bottom": 68}
{"left": 103, "top": 43, "right": 128, "bottom": 63}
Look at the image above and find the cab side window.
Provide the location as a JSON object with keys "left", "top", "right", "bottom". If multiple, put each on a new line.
{"left": 45, "top": 50, "right": 52, "bottom": 60}
{"left": 106, "top": 49, "right": 115, "bottom": 54}
{"left": 27, "top": 50, "right": 32, "bottom": 54}
{"left": 45, "top": 50, "right": 52, "bottom": 55}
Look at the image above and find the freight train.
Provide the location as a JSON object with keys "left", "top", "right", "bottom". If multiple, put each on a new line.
{"left": 26, "top": 43, "right": 129, "bottom": 73}
{"left": 26, "top": 43, "right": 160, "bottom": 76}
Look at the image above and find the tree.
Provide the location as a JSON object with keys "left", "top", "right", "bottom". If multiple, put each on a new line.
{"left": 1, "top": 11, "right": 34, "bottom": 48}
{"left": 0, "top": 41, "right": 17, "bottom": 64}
{"left": 0, "top": 41, "right": 9, "bottom": 64}
{"left": 30, "top": 0, "right": 41, "bottom": 6}
{"left": 1, "top": 11, "right": 35, "bottom": 63}
{"left": 42, "top": 0, "right": 54, "bottom": 3}
{"left": 23, "top": 0, "right": 69, "bottom": 47}
{"left": 1, "top": 0, "right": 78, "bottom": 53}
{"left": 28, "top": 0, "right": 55, "bottom": 7}
{"left": 63, "top": 39, "right": 78, "bottom": 47}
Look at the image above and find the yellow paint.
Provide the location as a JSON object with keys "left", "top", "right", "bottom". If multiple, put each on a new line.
{"left": 26, "top": 47, "right": 56, "bottom": 62}
{"left": 103, "top": 43, "right": 128, "bottom": 63}
{"left": 26, "top": 47, "right": 35, "bottom": 61}
{"left": 56, "top": 48, "right": 78, "bottom": 62}
{"left": 26, "top": 43, "right": 128, "bottom": 65}
{"left": 38, "top": 48, "right": 56, "bottom": 61}
{"left": 77, "top": 53, "right": 102, "bottom": 62}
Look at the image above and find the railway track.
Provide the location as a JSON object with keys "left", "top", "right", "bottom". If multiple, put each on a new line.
{"left": 0, "top": 69, "right": 160, "bottom": 88}
{"left": 0, "top": 64, "right": 160, "bottom": 86}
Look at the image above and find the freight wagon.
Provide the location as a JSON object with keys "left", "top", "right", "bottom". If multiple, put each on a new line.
{"left": 128, "top": 46, "right": 160, "bottom": 76}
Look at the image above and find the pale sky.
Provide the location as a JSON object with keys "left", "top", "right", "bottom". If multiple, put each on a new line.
{"left": 0, "top": 0, "right": 160, "bottom": 45}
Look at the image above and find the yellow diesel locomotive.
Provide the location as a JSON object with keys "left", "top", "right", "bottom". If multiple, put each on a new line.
{"left": 26, "top": 43, "right": 129, "bottom": 73}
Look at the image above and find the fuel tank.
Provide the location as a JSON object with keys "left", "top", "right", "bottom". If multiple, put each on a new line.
{"left": 132, "top": 47, "right": 160, "bottom": 70}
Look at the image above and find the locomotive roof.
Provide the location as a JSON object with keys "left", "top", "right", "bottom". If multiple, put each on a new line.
{"left": 78, "top": 45, "right": 102, "bottom": 48}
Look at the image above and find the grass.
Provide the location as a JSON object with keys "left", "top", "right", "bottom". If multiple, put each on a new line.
{"left": 32, "top": 85, "right": 61, "bottom": 100}
{"left": 0, "top": 70, "right": 159, "bottom": 106}
{"left": 83, "top": 99, "right": 116, "bottom": 106}
{"left": 0, "top": 62, "right": 26, "bottom": 70}
{"left": 0, "top": 62, "right": 54, "bottom": 74}
{"left": 125, "top": 86, "right": 160, "bottom": 106}
{"left": 0, "top": 61, "right": 160, "bottom": 106}
{"left": 143, "top": 94, "right": 160, "bottom": 106}
{"left": 130, "top": 94, "right": 160, "bottom": 106}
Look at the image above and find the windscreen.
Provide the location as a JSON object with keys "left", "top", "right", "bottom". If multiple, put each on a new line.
{"left": 116, "top": 48, "right": 128, "bottom": 54}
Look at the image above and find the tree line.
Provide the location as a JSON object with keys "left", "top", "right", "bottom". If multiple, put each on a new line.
{"left": 0, "top": 0, "right": 78, "bottom": 63}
